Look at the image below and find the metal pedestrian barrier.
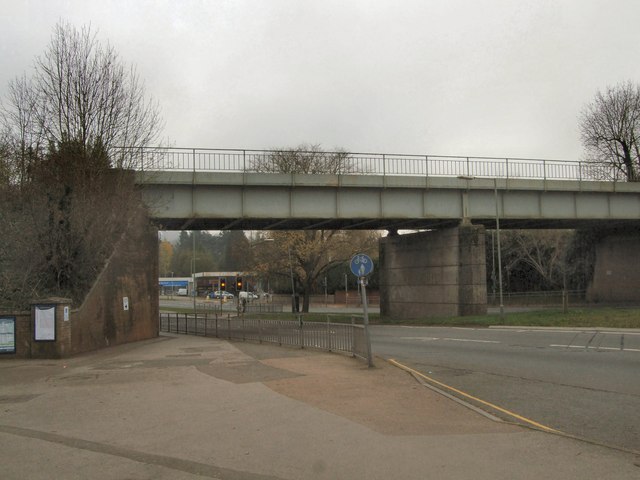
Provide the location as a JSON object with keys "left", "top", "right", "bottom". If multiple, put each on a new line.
{"left": 159, "top": 312, "right": 369, "bottom": 361}
{"left": 120, "top": 146, "right": 624, "bottom": 182}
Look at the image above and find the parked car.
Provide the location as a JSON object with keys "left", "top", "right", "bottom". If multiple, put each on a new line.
{"left": 208, "top": 290, "right": 234, "bottom": 299}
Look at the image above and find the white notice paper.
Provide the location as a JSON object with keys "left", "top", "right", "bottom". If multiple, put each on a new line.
{"left": 35, "top": 305, "right": 56, "bottom": 341}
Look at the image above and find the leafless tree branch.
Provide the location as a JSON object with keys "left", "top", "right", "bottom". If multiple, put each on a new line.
{"left": 580, "top": 81, "right": 640, "bottom": 181}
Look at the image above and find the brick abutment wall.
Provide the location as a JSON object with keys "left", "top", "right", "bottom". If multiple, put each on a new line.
{"left": 1, "top": 206, "right": 159, "bottom": 359}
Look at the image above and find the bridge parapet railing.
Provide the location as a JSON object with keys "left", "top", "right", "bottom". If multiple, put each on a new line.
{"left": 122, "top": 147, "right": 622, "bottom": 182}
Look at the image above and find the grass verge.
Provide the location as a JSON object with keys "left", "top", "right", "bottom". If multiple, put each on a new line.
{"left": 159, "top": 306, "right": 640, "bottom": 329}
{"left": 378, "top": 307, "right": 640, "bottom": 329}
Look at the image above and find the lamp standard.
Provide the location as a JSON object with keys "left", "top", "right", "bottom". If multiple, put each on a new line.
{"left": 344, "top": 273, "right": 348, "bottom": 307}
{"left": 192, "top": 232, "right": 196, "bottom": 313}
{"left": 494, "top": 178, "right": 505, "bottom": 319}
{"left": 288, "top": 246, "right": 296, "bottom": 313}
{"left": 458, "top": 175, "right": 504, "bottom": 319}
{"left": 324, "top": 276, "right": 328, "bottom": 307}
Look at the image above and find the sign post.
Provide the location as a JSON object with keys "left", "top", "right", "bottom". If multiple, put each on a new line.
{"left": 350, "top": 253, "right": 374, "bottom": 367}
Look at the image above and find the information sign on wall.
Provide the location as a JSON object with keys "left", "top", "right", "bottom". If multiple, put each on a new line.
{"left": 0, "top": 316, "right": 16, "bottom": 354}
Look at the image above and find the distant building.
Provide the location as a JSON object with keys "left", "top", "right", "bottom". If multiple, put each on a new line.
{"left": 158, "top": 277, "right": 190, "bottom": 295}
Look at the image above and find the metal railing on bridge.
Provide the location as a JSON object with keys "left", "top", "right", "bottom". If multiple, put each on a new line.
{"left": 119, "top": 146, "right": 624, "bottom": 182}
{"left": 159, "top": 312, "right": 369, "bottom": 361}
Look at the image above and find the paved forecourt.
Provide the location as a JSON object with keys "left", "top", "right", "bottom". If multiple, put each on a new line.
{"left": 1, "top": 333, "right": 638, "bottom": 479}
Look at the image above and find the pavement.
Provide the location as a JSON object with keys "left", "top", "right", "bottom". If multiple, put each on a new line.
{"left": 0, "top": 333, "right": 638, "bottom": 480}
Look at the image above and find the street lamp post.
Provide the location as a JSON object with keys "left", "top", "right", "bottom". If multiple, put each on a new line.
{"left": 192, "top": 232, "right": 196, "bottom": 313}
{"left": 324, "top": 276, "right": 328, "bottom": 307}
{"left": 458, "top": 175, "right": 504, "bottom": 319}
{"left": 288, "top": 246, "right": 296, "bottom": 313}
{"left": 344, "top": 273, "right": 348, "bottom": 307}
{"left": 494, "top": 178, "right": 505, "bottom": 319}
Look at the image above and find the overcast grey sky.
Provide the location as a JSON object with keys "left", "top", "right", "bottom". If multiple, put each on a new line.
{"left": 2, "top": 0, "right": 640, "bottom": 160}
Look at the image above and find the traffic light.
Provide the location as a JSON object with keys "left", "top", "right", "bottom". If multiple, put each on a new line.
{"left": 220, "top": 278, "right": 226, "bottom": 290}
{"left": 236, "top": 277, "right": 243, "bottom": 290}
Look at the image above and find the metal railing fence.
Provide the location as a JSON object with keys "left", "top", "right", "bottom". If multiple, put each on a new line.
{"left": 487, "top": 290, "right": 586, "bottom": 306}
{"left": 119, "top": 146, "right": 625, "bottom": 182}
{"left": 159, "top": 312, "right": 368, "bottom": 361}
{"left": 197, "top": 302, "right": 284, "bottom": 314}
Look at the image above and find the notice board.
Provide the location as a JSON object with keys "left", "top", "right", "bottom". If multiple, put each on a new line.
{"left": 0, "top": 316, "right": 16, "bottom": 353}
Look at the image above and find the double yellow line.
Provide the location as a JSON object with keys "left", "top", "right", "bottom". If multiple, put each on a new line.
{"left": 388, "top": 358, "right": 561, "bottom": 434}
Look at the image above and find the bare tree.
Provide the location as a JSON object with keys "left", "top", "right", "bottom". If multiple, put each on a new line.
{"left": 1, "top": 21, "right": 163, "bottom": 172}
{"left": 580, "top": 81, "right": 640, "bottom": 181}
{"left": 251, "top": 144, "right": 353, "bottom": 174}
{"left": 0, "top": 74, "right": 42, "bottom": 185}
{"left": 0, "top": 22, "right": 164, "bottom": 309}
{"left": 254, "top": 230, "right": 378, "bottom": 312}
{"left": 504, "top": 230, "right": 571, "bottom": 289}
{"left": 248, "top": 143, "right": 375, "bottom": 311}
{"left": 0, "top": 130, "right": 11, "bottom": 185}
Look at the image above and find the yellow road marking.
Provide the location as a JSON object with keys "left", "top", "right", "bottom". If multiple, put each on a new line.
{"left": 388, "top": 358, "right": 561, "bottom": 434}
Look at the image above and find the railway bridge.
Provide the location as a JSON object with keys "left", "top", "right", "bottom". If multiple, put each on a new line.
{"left": 134, "top": 147, "right": 640, "bottom": 317}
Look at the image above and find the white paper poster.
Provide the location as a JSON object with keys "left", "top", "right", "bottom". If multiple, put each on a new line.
{"left": 35, "top": 305, "right": 56, "bottom": 341}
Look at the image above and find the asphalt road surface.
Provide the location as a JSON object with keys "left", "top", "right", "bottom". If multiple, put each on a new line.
{"left": 370, "top": 325, "right": 640, "bottom": 453}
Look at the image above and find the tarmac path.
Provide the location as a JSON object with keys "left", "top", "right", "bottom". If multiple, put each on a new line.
{"left": 0, "top": 333, "right": 638, "bottom": 479}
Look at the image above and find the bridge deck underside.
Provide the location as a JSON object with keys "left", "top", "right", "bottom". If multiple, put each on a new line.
{"left": 139, "top": 172, "right": 640, "bottom": 231}
{"left": 155, "top": 217, "right": 640, "bottom": 231}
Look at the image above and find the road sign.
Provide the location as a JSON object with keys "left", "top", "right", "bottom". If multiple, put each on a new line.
{"left": 349, "top": 253, "right": 374, "bottom": 367}
{"left": 350, "top": 253, "right": 374, "bottom": 277}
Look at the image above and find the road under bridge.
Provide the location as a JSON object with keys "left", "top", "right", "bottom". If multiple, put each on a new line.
{"left": 137, "top": 167, "right": 640, "bottom": 318}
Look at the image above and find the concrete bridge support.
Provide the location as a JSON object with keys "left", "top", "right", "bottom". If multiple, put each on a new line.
{"left": 379, "top": 225, "right": 487, "bottom": 319}
{"left": 587, "top": 230, "right": 640, "bottom": 304}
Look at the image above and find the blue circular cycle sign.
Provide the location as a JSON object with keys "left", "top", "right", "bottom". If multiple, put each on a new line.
{"left": 350, "top": 253, "right": 374, "bottom": 277}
